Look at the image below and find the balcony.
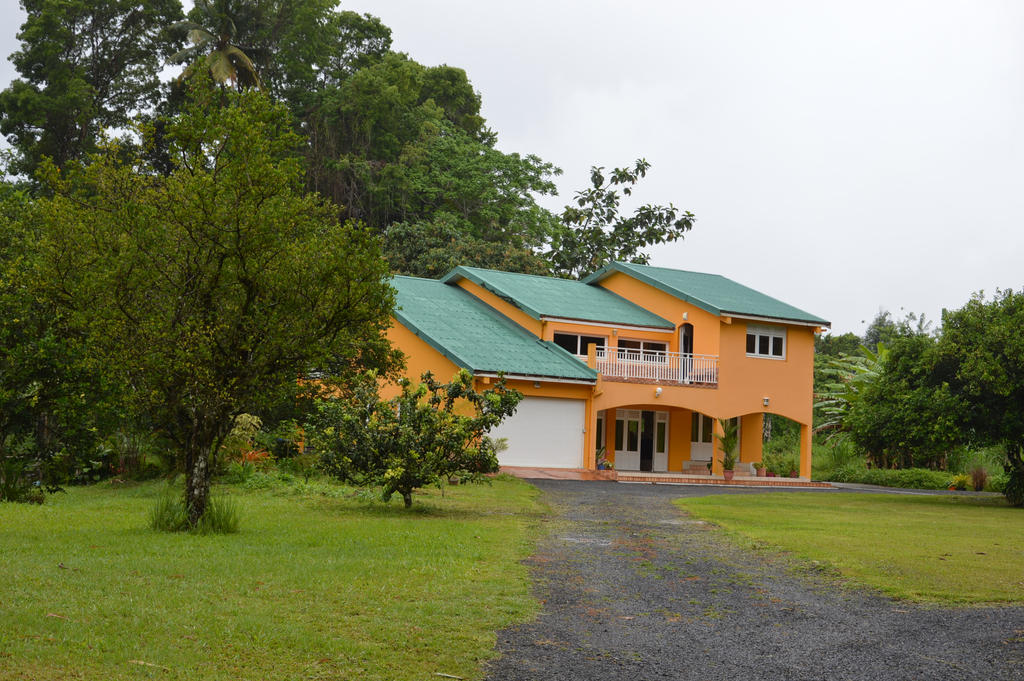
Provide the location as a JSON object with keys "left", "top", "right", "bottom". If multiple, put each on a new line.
{"left": 580, "top": 348, "right": 719, "bottom": 386}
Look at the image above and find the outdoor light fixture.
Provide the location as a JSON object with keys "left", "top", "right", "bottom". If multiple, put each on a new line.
{"left": 655, "top": 387, "right": 663, "bottom": 397}
{"left": 682, "top": 312, "right": 689, "bottom": 321}
{"left": 533, "top": 381, "right": 541, "bottom": 388}
{"left": 763, "top": 397, "right": 770, "bottom": 407}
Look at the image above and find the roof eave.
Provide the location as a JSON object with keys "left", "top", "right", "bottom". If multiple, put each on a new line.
{"left": 724, "top": 311, "right": 831, "bottom": 328}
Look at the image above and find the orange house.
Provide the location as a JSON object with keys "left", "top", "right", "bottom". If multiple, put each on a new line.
{"left": 387, "top": 262, "right": 829, "bottom": 479}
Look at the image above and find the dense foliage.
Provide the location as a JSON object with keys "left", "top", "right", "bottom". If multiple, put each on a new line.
{"left": 310, "top": 370, "right": 521, "bottom": 508}
{"left": 938, "top": 291, "right": 1024, "bottom": 506}
{"left": 814, "top": 301, "right": 1024, "bottom": 506}
{"left": 0, "top": 0, "right": 183, "bottom": 180}
{"left": 26, "top": 83, "right": 395, "bottom": 524}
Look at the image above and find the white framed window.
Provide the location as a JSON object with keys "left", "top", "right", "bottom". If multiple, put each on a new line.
{"left": 746, "top": 324, "right": 786, "bottom": 359}
{"left": 595, "top": 412, "right": 605, "bottom": 450}
{"left": 617, "top": 339, "right": 668, "bottom": 362}
{"left": 654, "top": 411, "right": 668, "bottom": 456}
{"left": 615, "top": 409, "right": 642, "bottom": 454}
{"left": 554, "top": 332, "right": 607, "bottom": 357}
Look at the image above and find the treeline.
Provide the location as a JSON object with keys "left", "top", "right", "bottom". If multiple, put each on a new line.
{"left": 0, "top": 0, "right": 694, "bottom": 279}
{"left": 814, "top": 306, "right": 1024, "bottom": 505}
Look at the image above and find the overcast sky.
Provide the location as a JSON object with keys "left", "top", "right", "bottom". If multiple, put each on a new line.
{"left": 3, "top": 1, "right": 1022, "bottom": 334}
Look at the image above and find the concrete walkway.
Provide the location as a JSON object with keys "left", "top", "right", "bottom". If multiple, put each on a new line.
{"left": 485, "top": 481, "right": 1024, "bottom": 681}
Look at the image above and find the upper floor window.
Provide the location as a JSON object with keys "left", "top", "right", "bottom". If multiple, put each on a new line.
{"left": 554, "top": 332, "right": 606, "bottom": 357}
{"left": 618, "top": 339, "right": 668, "bottom": 361}
{"left": 746, "top": 324, "right": 785, "bottom": 359}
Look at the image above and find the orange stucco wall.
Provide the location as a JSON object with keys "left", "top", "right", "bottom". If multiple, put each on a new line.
{"left": 594, "top": 271, "right": 722, "bottom": 355}
{"left": 383, "top": 321, "right": 462, "bottom": 400}
{"left": 739, "top": 413, "right": 764, "bottom": 464}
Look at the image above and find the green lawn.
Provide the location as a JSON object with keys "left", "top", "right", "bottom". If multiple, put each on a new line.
{"left": 0, "top": 476, "right": 543, "bottom": 680}
{"left": 676, "top": 492, "right": 1024, "bottom": 604}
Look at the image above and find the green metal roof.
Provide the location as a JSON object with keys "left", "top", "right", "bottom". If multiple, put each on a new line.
{"left": 583, "top": 262, "right": 830, "bottom": 326}
{"left": 439, "top": 266, "right": 674, "bottom": 329}
{"left": 392, "top": 276, "right": 598, "bottom": 382}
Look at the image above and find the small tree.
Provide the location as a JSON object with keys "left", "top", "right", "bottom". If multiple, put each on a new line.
{"left": 311, "top": 370, "right": 521, "bottom": 508}
{"left": 30, "top": 82, "right": 396, "bottom": 526}
{"left": 715, "top": 418, "right": 738, "bottom": 471}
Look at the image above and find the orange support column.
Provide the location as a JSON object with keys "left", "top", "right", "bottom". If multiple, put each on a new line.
{"left": 799, "top": 423, "right": 812, "bottom": 479}
{"left": 668, "top": 409, "right": 690, "bottom": 472}
{"left": 584, "top": 397, "right": 597, "bottom": 470}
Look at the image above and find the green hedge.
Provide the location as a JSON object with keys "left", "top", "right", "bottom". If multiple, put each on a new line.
{"left": 825, "top": 465, "right": 953, "bottom": 490}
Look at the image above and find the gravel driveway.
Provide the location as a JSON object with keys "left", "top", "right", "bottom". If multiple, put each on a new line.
{"left": 485, "top": 481, "right": 1024, "bottom": 681}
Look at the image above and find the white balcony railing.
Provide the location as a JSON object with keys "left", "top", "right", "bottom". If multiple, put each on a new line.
{"left": 581, "top": 348, "right": 719, "bottom": 385}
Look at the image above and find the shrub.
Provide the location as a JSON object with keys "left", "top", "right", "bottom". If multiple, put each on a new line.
{"left": 150, "top": 487, "right": 239, "bottom": 534}
{"left": 192, "top": 495, "right": 240, "bottom": 535}
{"left": 986, "top": 472, "right": 1009, "bottom": 494}
{"left": 825, "top": 465, "right": 951, "bottom": 490}
{"left": 149, "top": 489, "right": 188, "bottom": 532}
{"left": 223, "top": 461, "right": 257, "bottom": 484}
{"left": 948, "top": 473, "right": 971, "bottom": 491}
{"left": 762, "top": 450, "right": 798, "bottom": 477}
{"left": 969, "top": 465, "right": 988, "bottom": 492}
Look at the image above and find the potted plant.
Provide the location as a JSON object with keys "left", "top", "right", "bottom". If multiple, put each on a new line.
{"left": 596, "top": 446, "right": 614, "bottom": 471}
{"left": 753, "top": 461, "right": 766, "bottom": 477}
{"left": 715, "top": 418, "right": 739, "bottom": 481}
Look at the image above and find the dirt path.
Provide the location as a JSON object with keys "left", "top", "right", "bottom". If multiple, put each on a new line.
{"left": 485, "top": 481, "right": 1024, "bottom": 681}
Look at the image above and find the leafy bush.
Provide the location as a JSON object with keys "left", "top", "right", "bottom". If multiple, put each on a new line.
{"left": 0, "top": 455, "right": 45, "bottom": 504}
{"left": 986, "top": 472, "right": 1009, "bottom": 494}
{"left": 255, "top": 419, "right": 302, "bottom": 460}
{"left": 223, "top": 461, "right": 257, "bottom": 485}
{"left": 762, "top": 450, "right": 798, "bottom": 476}
{"left": 276, "top": 452, "right": 318, "bottom": 481}
{"left": 948, "top": 473, "right": 971, "bottom": 491}
{"left": 825, "top": 464, "right": 952, "bottom": 490}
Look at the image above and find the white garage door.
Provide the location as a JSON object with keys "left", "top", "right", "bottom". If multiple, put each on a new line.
{"left": 490, "top": 396, "right": 585, "bottom": 469}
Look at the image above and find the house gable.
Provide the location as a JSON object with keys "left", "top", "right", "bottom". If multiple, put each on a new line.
{"left": 583, "top": 262, "right": 830, "bottom": 328}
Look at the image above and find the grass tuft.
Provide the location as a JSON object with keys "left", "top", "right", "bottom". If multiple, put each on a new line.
{"left": 149, "top": 487, "right": 240, "bottom": 534}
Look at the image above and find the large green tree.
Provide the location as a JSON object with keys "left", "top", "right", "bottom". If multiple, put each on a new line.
{"left": 30, "top": 83, "right": 396, "bottom": 525}
{"left": 845, "top": 335, "right": 963, "bottom": 469}
{"left": 940, "top": 290, "right": 1024, "bottom": 506}
{"left": 545, "top": 159, "right": 695, "bottom": 279}
{"left": 0, "top": 0, "right": 183, "bottom": 181}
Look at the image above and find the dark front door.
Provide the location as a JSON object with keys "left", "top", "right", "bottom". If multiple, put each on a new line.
{"left": 640, "top": 411, "right": 655, "bottom": 471}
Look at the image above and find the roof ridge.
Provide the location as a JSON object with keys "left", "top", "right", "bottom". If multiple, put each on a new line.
{"left": 458, "top": 265, "right": 580, "bottom": 283}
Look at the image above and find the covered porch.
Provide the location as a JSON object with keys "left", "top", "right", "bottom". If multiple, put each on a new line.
{"left": 594, "top": 405, "right": 813, "bottom": 480}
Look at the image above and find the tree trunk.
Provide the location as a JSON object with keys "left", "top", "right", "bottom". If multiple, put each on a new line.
{"left": 402, "top": 491, "right": 412, "bottom": 508}
{"left": 185, "top": 444, "right": 211, "bottom": 526}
